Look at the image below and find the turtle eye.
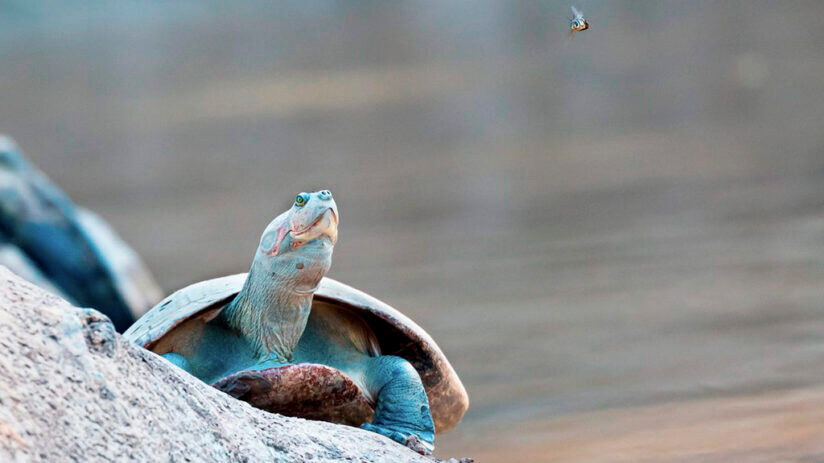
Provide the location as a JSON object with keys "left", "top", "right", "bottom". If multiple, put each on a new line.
{"left": 295, "top": 193, "right": 309, "bottom": 207}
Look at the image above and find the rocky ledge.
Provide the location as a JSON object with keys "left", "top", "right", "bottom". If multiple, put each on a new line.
{"left": 0, "top": 267, "right": 446, "bottom": 462}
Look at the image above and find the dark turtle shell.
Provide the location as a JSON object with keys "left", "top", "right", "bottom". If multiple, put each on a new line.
{"left": 123, "top": 274, "right": 469, "bottom": 432}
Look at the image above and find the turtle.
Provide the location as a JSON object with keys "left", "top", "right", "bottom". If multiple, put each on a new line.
{"left": 124, "top": 190, "right": 468, "bottom": 454}
{"left": 0, "top": 135, "right": 162, "bottom": 331}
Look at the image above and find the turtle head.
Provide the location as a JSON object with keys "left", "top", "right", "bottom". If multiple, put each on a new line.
{"left": 255, "top": 189, "right": 338, "bottom": 293}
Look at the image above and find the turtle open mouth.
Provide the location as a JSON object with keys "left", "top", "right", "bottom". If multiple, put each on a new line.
{"left": 291, "top": 208, "right": 338, "bottom": 243}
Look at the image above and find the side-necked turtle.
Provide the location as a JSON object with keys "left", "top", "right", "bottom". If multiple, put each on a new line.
{"left": 0, "top": 135, "right": 162, "bottom": 331}
{"left": 124, "top": 190, "right": 468, "bottom": 454}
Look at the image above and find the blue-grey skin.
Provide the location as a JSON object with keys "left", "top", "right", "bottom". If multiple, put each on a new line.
{"left": 0, "top": 136, "right": 161, "bottom": 331}
{"left": 160, "top": 190, "right": 436, "bottom": 451}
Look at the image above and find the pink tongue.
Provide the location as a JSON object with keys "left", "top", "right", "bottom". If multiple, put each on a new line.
{"left": 270, "top": 226, "right": 289, "bottom": 256}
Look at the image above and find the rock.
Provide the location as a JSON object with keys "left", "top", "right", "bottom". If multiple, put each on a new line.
{"left": 0, "top": 267, "right": 434, "bottom": 462}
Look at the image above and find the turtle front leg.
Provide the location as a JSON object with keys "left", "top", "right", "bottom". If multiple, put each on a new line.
{"left": 361, "top": 355, "right": 435, "bottom": 455}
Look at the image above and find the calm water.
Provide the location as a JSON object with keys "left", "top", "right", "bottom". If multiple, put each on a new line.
{"left": 3, "top": 2, "right": 824, "bottom": 460}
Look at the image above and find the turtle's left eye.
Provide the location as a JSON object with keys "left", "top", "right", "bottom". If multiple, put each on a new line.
{"left": 295, "top": 193, "right": 309, "bottom": 207}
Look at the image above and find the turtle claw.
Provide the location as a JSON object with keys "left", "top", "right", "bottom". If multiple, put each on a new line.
{"left": 360, "top": 423, "right": 433, "bottom": 455}
{"left": 403, "top": 434, "right": 434, "bottom": 456}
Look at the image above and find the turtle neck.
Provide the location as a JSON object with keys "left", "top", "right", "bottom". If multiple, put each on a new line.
{"left": 221, "top": 259, "right": 314, "bottom": 362}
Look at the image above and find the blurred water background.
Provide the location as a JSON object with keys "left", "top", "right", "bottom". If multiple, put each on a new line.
{"left": 3, "top": 1, "right": 824, "bottom": 461}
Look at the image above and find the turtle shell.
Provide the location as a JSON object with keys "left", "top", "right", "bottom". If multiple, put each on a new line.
{"left": 123, "top": 274, "right": 469, "bottom": 432}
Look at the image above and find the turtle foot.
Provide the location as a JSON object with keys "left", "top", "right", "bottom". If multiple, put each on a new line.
{"left": 360, "top": 423, "right": 434, "bottom": 456}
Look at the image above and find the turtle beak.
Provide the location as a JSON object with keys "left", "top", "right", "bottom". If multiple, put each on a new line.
{"left": 291, "top": 208, "right": 338, "bottom": 245}
{"left": 316, "top": 207, "right": 338, "bottom": 244}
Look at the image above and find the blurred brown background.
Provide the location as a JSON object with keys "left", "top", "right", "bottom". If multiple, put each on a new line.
{"left": 3, "top": 1, "right": 824, "bottom": 461}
